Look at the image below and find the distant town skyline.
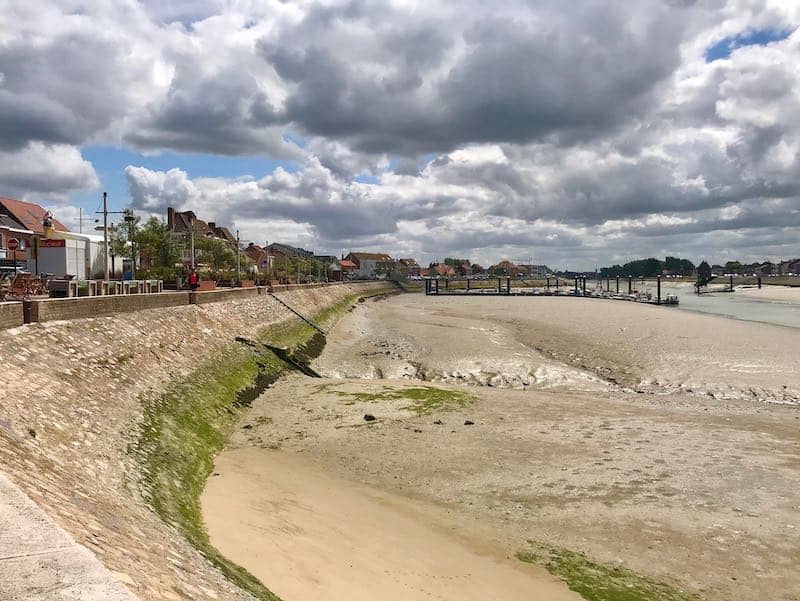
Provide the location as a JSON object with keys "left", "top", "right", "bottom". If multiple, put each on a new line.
{"left": 2, "top": 1, "right": 799, "bottom": 270}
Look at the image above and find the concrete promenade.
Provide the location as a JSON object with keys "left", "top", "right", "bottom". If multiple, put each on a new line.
{"left": 0, "top": 471, "right": 138, "bottom": 601}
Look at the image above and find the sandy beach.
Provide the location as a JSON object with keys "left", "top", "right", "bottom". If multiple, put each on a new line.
{"left": 203, "top": 292, "right": 800, "bottom": 601}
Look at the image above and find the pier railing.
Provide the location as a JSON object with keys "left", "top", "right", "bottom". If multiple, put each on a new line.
{"left": 424, "top": 275, "right": 679, "bottom": 306}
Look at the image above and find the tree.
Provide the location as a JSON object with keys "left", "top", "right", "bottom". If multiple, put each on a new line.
{"left": 664, "top": 256, "right": 695, "bottom": 275}
{"left": 600, "top": 256, "right": 696, "bottom": 279}
{"left": 195, "top": 236, "right": 237, "bottom": 271}
{"left": 134, "top": 217, "right": 180, "bottom": 268}
{"left": 107, "top": 224, "right": 128, "bottom": 274}
{"left": 697, "top": 261, "right": 712, "bottom": 285}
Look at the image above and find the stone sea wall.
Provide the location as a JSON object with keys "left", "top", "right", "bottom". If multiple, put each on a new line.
{"left": 0, "top": 282, "right": 392, "bottom": 600}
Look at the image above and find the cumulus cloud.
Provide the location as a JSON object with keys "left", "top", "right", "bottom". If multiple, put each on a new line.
{"left": 0, "top": 143, "right": 99, "bottom": 200}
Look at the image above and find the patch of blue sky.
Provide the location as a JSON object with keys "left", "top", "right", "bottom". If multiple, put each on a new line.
{"left": 282, "top": 131, "right": 309, "bottom": 149}
{"left": 354, "top": 174, "right": 381, "bottom": 184}
{"left": 72, "top": 146, "right": 300, "bottom": 213}
{"left": 420, "top": 152, "right": 439, "bottom": 167}
{"left": 705, "top": 27, "right": 794, "bottom": 62}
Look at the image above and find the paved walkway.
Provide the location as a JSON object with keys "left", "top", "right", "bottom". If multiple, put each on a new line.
{"left": 0, "top": 472, "right": 138, "bottom": 601}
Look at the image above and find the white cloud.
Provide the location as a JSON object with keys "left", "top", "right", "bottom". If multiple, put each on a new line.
{"left": 0, "top": 143, "right": 98, "bottom": 201}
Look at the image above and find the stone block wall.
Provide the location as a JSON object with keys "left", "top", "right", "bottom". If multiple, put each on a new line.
{"left": 0, "top": 301, "right": 24, "bottom": 330}
{"left": 24, "top": 292, "right": 191, "bottom": 323}
{"left": 188, "top": 287, "right": 260, "bottom": 305}
{"left": 0, "top": 281, "right": 395, "bottom": 600}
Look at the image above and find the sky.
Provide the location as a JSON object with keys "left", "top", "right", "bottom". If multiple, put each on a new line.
{"left": 1, "top": 0, "right": 799, "bottom": 270}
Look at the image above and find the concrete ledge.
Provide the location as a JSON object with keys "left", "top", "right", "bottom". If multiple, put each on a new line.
{"left": 24, "top": 292, "right": 190, "bottom": 323}
{"left": 0, "top": 472, "right": 139, "bottom": 601}
{"left": 189, "top": 287, "right": 260, "bottom": 305}
{"left": 0, "top": 302, "right": 24, "bottom": 330}
{"left": 268, "top": 281, "right": 349, "bottom": 292}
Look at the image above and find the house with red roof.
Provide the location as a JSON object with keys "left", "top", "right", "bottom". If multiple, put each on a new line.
{"left": 0, "top": 197, "right": 69, "bottom": 272}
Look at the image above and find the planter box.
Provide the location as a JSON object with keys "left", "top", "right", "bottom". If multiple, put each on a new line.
{"left": 238, "top": 280, "right": 255, "bottom": 288}
{"left": 198, "top": 280, "right": 216, "bottom": 291}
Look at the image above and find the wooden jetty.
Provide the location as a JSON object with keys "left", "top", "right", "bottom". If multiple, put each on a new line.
{"left": 425, "top": 275, "right": 678, "bottom": 306}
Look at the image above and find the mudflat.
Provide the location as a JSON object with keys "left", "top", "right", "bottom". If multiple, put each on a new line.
{"left": 203, "top": 293, "right": 800, "bottom": 601}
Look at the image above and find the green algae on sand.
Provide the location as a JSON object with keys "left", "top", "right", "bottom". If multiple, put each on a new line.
{"left": 318, "top": 382, "right": 475, "bottom": 415}
{"left": 517, "top": 542, "right": 704, "bottom": 601}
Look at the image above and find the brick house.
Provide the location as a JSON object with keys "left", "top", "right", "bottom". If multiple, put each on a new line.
{"left": 490, "top": 260, "right": 522, "bottom": 277}
{"left": 428, "top": 262, "right": 455, "bottom": 277}
{"left": 397, "top": 258, "right": 421, "bottom": 277}
{"left": 243, "top": 243, "right": 274, "bottom": 272}
{"left": 166, "top": 207, "right": 241, "bottom": 266}
{"left": 344, "top": 252, "right": 394, "bottom": 279}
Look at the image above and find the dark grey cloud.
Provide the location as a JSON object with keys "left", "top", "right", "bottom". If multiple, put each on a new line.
{"left": 0, "top": 33, "right": 130, "bottom": 150}
{"left": 126, "top": 61, "right": 291, "bottom": 156}
{"left": 258, "top": 0, "right": 689, "bottom": 156}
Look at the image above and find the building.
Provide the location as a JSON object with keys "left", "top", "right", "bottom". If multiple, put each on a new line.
{"left": 338, "top": 259, "right": 357, "bottom": 279}
{"left": 267, "top": 243, "right": 314, "bottom": 260}
{"left": 453, "top": 262, "right": 472, "bottom": 277}
{"left": 490, "top": 260, "right": 523, "bottom": 277}
{"left": 39, "top": 231, "right": 112, "bottom": 279}
{"left": 396, "top": 258, "right": 421, "bottom": 277}
{"left": 167, "top": 207, "right": 213, "bottom": 264}
{"left": 208, "top": 222, "right": 237, "bottom": 248}
{"left": 518, "top": 264, "right": 551, "bottom": 278}
{"left": 243, "top": 243, "right": 275, "bottom": 272}
{"left": 0, "top": 197, "right": 69, "bottom": 274}
{"left": 0, "top": 197, "right": 68, "bottom": 237}
{"left": 428, "top": 262, "right": 455, "bottom": 277}
{"left": 777, "top": 259, "right": 800, "bottom": 275}
{"left": 344, "top": 252, "right": 394, "bottom": 279}
{"left": 314, "top": 255, "right": 337, "bottom": 264}
{"left": 756, "top": 262, "right": 775, "bottom": 276}
{"left": 166, "top": 206, "right": 243, "bottom": 267}
{"left": 0, "top": 212, "right": 33, "bottom": 273}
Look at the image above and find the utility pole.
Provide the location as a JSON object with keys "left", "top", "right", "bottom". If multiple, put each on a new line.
{"left": 190, "top": 215, "right": 196, "bottom": 270}
{"left": 236, "top": 229, "right": 241, "bottom": 282}
{"left": 103, "top": 192, "right": 109, "bottom": 281}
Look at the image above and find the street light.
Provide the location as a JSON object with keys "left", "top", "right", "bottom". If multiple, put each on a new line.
{"left": 96, "top": 192, "right": 134, "bottom": 281}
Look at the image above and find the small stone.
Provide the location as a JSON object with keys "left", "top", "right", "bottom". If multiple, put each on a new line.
{"left": 363, "top": 414, "right": 376, "bottom": 422}
{"left": 464, "top": 420, "right": 475, "bottom": 426}
{"left": 433, "top": 420, "right": 443, "bottom": 425}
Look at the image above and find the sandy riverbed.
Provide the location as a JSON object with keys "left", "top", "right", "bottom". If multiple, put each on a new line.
{"left": 203, "top": 293, "right": 800, "bottom": 601}
{"left": 735, "top": 284, "right": 800, "bottom": 303}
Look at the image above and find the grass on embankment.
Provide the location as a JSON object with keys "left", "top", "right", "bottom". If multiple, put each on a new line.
{"left": 517, "top": 542, "right": 704, "bottom": 601}
{"left": 131, "top": 286, "right": 397, "bottom": 601}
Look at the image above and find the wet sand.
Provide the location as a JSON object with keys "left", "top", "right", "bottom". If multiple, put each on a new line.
{"left": 203, "top": 294, "right": 800, "bottom": 601}
{"left": 203, "top": 448, "right": 581, "bottom": 601}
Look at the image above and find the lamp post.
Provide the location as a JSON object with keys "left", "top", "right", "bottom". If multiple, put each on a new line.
{"left": 236, "top": 229, "right": 241, "bottom": 283}
{"left": 190, "top": 215, "right": 196, "bottom": 270}
{"left": 96, "top": 194, "right": 132, "bottom": 280}
{"left": 102, "top": 193, "right": 109, "bottom": 280}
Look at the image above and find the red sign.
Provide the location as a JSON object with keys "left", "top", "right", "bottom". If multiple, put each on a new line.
{"left": 6, "top": 238, "right": 19, "bottom": 251}
{"left": 40, "top": 238, "right": 66, "bottom": 248}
